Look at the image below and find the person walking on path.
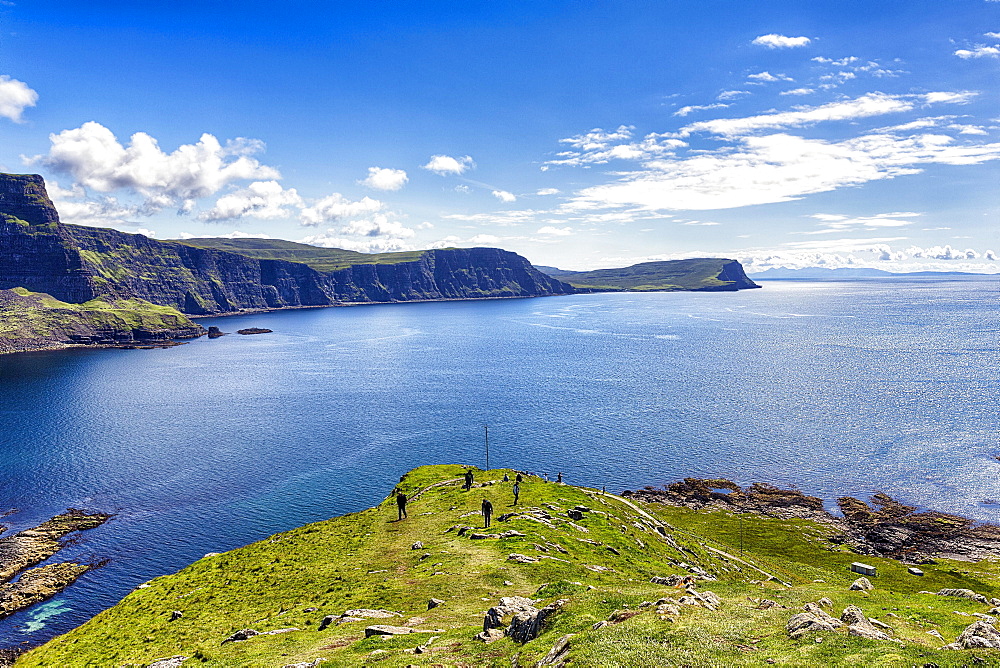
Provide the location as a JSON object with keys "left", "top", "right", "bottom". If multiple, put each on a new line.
{"left": 396, "top": 491, "right": 408, "bottom": 520}
{"left": 512, "top": 481, "right": 520, "bottom": 506}
{"left": 482, "top": 498, "right": 494, "bottom": 528}
{"left": 464, "top": 469, "right": 474, "bottom": 491}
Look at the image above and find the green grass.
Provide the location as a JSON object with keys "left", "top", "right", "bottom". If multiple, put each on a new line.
{"left": 176, "top": 238, "right": 436, "bottom": 273}
{"left": 0, "top": 288, "right": 199, "bottom": 341}
{"left": 557, "top": 258, "right": 743, "bottom": 291}
{"left": 17, "top": 466, "right": 1000, "bottom": 667}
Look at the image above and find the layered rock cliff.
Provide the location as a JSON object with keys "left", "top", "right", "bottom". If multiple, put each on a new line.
{"left": 0, "top": 174, "right": 575, "bottom": 314}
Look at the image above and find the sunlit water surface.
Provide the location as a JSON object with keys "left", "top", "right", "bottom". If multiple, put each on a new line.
{"left": 0, "top": 278, "right": 997, "bottom": 643}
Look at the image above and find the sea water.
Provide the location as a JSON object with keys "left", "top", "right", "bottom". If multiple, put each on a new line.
{"left": 0, "top": 277, "right": 996, "bottom": 643}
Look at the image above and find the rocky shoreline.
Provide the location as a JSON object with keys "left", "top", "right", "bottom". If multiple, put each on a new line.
{"left": 623, "top": 478, "right": 1000, "bottom": 563}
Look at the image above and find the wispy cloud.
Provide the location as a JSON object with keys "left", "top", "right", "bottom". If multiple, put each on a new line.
{"left": 673, "top": 103, "right": 729, "bottom": 117}
{"left": 422, "top": 154, "right": 475, "bottom": 175}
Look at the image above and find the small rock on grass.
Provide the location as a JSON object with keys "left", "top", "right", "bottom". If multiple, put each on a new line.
{"left": 365, "top": 625, "right": 418, "bottom": 638}
{"left": 849, "top": 577, "right": 873, "bottom": 591}
{"left": 147, "top": 657, "right": 187, "bottom": 668}
{"left": 428, "top": 598, "right": 444, "bottom": 609}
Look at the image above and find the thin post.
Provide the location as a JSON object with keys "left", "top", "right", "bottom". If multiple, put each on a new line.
{"left": 484, "top": 424, "right": 490, "bottom": 471}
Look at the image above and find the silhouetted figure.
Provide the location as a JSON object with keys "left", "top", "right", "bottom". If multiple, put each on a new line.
{"left": 557, "top": 472, "right": 563, "bottom": 483}
{"left": 515, "top": 473, "right": 523, "bottom": 484}
{"left": 396, "top": 491, "right": 408, "bottom": 520}
{"left": 503, "top": 473, "right": 509, "bottom": 482}
{"left": 512, "top": 482, "right": 520, "bottom": 506}
{"left": 464, "top": 470, "right": 474, "bottom": 490}
{"left": 482, "top": 498, "right": 493, "bottom": 528}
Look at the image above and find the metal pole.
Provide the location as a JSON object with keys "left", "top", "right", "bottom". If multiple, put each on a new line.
{"left": 484, "top": 424, "right": 490, "bottom": 471}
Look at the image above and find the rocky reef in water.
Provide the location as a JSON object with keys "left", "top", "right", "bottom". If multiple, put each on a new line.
{"left": 0, "top": 173, "right": 575, "bottom": 315}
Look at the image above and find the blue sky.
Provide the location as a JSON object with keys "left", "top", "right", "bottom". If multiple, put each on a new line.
{"left": 1, "top": 0, "right": 998, "bottom": 272}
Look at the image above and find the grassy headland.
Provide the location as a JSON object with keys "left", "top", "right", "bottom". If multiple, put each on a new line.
{"left": 18, "top": 465, "right": 1000, "bottom": 667}
{"left": 547, "top": 258, "right": 760, "bottom": 292}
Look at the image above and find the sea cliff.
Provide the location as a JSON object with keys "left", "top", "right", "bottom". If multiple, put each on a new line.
{"left": 0, "top": 174, "right": 575, "bottom": 315}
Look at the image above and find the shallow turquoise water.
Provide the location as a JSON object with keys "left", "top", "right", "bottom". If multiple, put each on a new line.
{"left": 0, "top": 277, "right": 997, "bottom": 644}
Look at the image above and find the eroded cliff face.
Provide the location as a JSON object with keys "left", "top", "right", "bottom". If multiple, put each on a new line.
{"left": 0, "top": 174, "right": 575, "bottom": 315}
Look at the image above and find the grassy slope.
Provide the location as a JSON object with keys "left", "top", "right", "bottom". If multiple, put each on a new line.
{"left": 176, "top": 238, "right": 433, "bottom": 273}
{"left": 0, "top": 288, "right": 199, "bottom": 341}
{"left": 556, "top": 258, "right": 739, "bottom": 292}
{"left": 19, "top": 465, "right": 1000, "bottom": 667}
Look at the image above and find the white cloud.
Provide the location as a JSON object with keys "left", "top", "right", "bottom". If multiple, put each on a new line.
{"left": 45, "top": 179, "right": 146, "bottom": 227}
{"left": 199, "top": 180, "right": 303, "bottom": 221}
{"left": 680, "top": 92, "right": 969, "bottom": 137}
{"left": 803, "top": 211, "right": 921, "bottom": 234}
{"left": 674, "top": 103, "right": 729, "bottom": 117}
{"left": 338, "top": 212, "right": 415, "bottom": 239}
{"left": 536, "top": 188, "right": 560, "bottom": 195}
{"left": 0, "top": 75, "right": 38, "bottom": 122}
{"left": 812, "top": 56, "right": 859, "bottom": 66}
{"left": 545, "top": 131, "right": 687, "bottom": 167}
{"left": 566, "top": 131, "right": 1000, "bottom": 211}
{"left": 558, "top": 125, "right": 634, "bottom": 150}
{"left": 422, "top": 154, "right": 475, "bottom": 175}
{"left": 906, "top": 244, "right": 980, "bottom": 260}
{"left": 299, "top": 193, "right": 383, "bottom": 226}
{"left": 454, "top": 184, "right": 472, "bottom": 194}
{"left": 985, "top": 32, "right": 1000, "bottom": 38}
{"left": 30, "top": 122, "right": 279, "bottom": 213}
{"left": 780, "top": 88, "right": 815, "bottom": 96}
{"left": 752, "top": 34, "right": 812, "bottom": 49}
{"left": 536, "top": 226, "right": 574, "bottom": 236}
{"left": 955, "top": 45, "right": 1000, "bottom": 59}
{"left": 717, "top": 90, "right": 750, "bottom": 100}
{"left": 681, "top": 220, "right": 721, "bottom": 226}
{"left": 923, "top": 91, "right": 978, "bottom": 105}
{"left": 747, "top": 71, "right": 794, "bottom": 83}
{"left": 359, "top": 166, "right": 408, "bottom": 191}
{"left": 492, "top": 189, "right": 517, "bottom": 203}
{"left": 218, "top": 230, "right": 272, "bottom": 239}
{"left": 296, "top": 232, "right": 413, "bottom": 253}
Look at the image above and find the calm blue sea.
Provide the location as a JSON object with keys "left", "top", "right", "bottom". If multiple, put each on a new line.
{"left": 0, "top": 277, "right": 997, "bottom": 644}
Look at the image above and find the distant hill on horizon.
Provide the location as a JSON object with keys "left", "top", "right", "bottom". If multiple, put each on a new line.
{"left": 748, "top": 267, "right": 996, "bottom": 279}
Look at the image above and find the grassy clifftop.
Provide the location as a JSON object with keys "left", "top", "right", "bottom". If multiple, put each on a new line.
{"left": 19, "top": 465, "right": 1000, "bottom": 667}
{"left": 176, "top": 238, "right": 433, "bottom": 273}
{"left": 551, "top": 258, "right": 760, "bottom": 292}
{"left": 0, "top": 288, "right": 204, "bottom": 354}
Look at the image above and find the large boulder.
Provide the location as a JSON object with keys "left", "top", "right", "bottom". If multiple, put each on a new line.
{"left": 841, "top": 605, "right": 892, "bottom": 641}
{"left": 483, "top": 596, "right": 537, "bottom": 632}
{"left": 849, "top": 577, "right": 873, "bottom": 591}
{"left": 786, "top": 603, "right": 843, "bottom": 639}
{"left": 942, "top": 620, "right": 1000, "bottom": 649}
{"left": 508, "top": 599, "right": 568, "bottom": 643}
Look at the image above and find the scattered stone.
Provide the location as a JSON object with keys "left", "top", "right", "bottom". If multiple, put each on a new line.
{"left": 475, "top": 628, "right": 505, "bottom": 643}
{"left": 364, "top": 625, "right": 418, "bottom": 638}
{"left": 992, "top": 598, "right": 1000, "bottom": 607}
{"left": 411, "top": 541, "right": 424, "bottom": 550}
{"left": 428, "top": 598, "right": 444, "bottom": 610}
{"left": 499, "top": 530, "right": 526, "bottom": 538}
{"left": 941, "top": 620, "right": 1000, "bottom": 649}
{"left": 469, "top": 533, "right": 500, "bottom": 540}
{"left": 538, "top": 633, "right": 573, "bottom": 666}
{"left": 206, "top": 326, "right": 224, "bottom": 338}
{"left": 169, "top": 610, "right": 183, "bottom": 621}
{"left": 584, "top": 564, "right": 611, "bottom": 572}
{"left": 343, "top": 609, "right": 401, "bottom": 619}
{"left": 221, "top": 629, "right": 259, "bottom": 643}
{"left": 817, "top": 597, "right": 834, "bottom": 609}
{"left": 973, "top": 613, "right": 997, "bottom": 624}
{"left": 236, "top": 328, "right": 272, "bottom": 335}
{"left": 503, "top": 580, "right": 514, "bottom": 586}
{"left": 281, "top": 660, "right": 325, "bottom": 668}
{"left": 303, "top": 607, "right": 317, "bottom": 612}
{"left": 508, "top": 553, "right": 539, "bottom": 564}
{"left": 908, "top": 567, "right": 924, "bottom": 576}
{"left": 592, "top": 620, "right": 609, "bottom": 630}
{"left": 926, "top": 629, "right": 945, "bottom": 641}
{"left": 849, "top": 577, "right": 873, "bottom": 591}
{"left": 147, "top": 657, "right": 188, "bottom": 668}
{"left": 936, "top": 588, "right": 989, "bottom": 604}
{"left": 869, "top": 618, "right": 892, "bottom": 630}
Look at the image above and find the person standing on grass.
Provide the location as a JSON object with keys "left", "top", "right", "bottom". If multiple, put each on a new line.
{"left": 512, "top": 481, "right": 520, "bottom": 506}
{"left": 464, "top": 469, "right": 474, "bottom": 491}
{"left": 396, "top": 491, "right": 408, "bottom": 520}
{"left": 482, "top": 498, "right": 494, "bottom": 528}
